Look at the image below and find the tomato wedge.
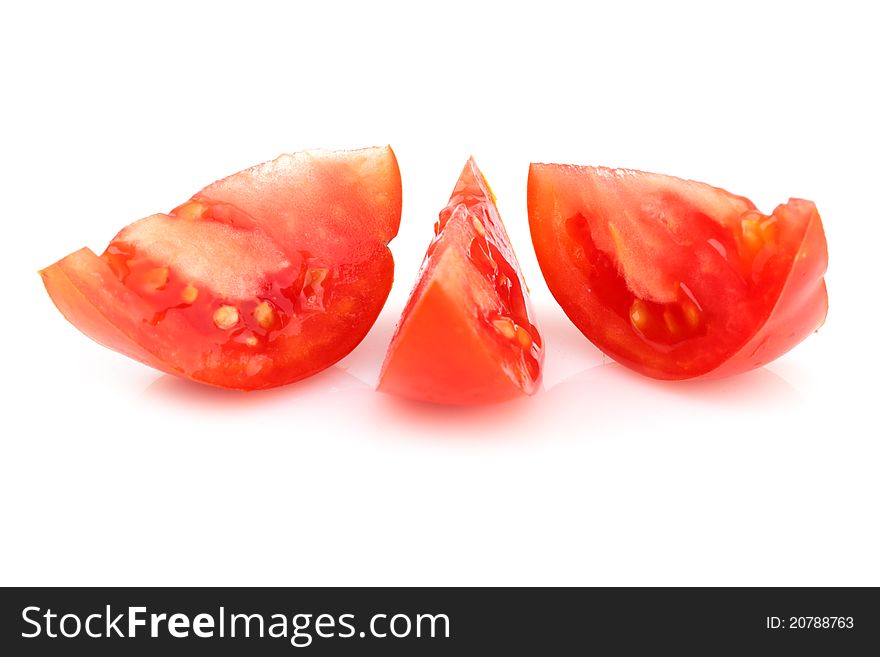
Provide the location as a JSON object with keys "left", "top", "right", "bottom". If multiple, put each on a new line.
{"left": 41, "top": 146, "right": 402, "bottom": 390}
{"left": 379, "top": 158, "right": 544, "bottom": 404}
{"left": 528, "top": 163, "right": 828, "bottom": 379}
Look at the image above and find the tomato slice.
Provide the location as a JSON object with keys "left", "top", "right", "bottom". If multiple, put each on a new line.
{"left": 379, "top": 158, "right": 544, "bottom": 404}
{"left": 41, "top": 146, "right": 402, "bottom": 390}
{"left": 528, "top": 163, "right": 828, "bottom": 379}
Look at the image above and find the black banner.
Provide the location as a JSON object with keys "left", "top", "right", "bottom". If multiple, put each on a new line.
{"left": 1, "top": 587, "right": 877, "bottom": 654}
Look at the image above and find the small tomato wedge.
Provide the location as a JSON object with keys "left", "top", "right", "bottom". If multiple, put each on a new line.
{"left": 41, "top": 146, "right": 402, "bottom": 390}
{"left": 528, "top": 163, "right": 828, "bottom": 379}
{"left": 379, "top": 158, "right": 544, "bottom": 405}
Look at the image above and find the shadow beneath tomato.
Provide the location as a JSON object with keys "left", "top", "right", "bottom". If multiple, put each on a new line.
{"left": 530, "top": 362, "right": 802, "bottom": 438}
{"left": 140, "top": 348, "right": 801, "bottom": 443}
{"left": 368, "top": 390, "right": 540, "bottom": 442}
{"left": 142, "top": 365, "right": 371, "bottom": 410}
{"left": 529, "top": 298, "right": 607, "bottom": 388}
{"left": 360, "top": 302, "right": 610, "bottom": 443}
{"left": 583, "top": 362, "right": 803, "bottom": 407}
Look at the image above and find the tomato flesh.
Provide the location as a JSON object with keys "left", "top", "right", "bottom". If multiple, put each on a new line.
{"left": 41, "top": 146, "right": 401, "bottom": 390}
{"left": 379, "top": 158, "right": 543, "bottom": 404}
{"left": 528, "top": 164, "right": 828, "bottom": 379}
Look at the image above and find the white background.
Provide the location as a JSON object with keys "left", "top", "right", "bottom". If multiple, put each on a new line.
{"left": 2, "top": 1, "right": 877, "bottom": 586}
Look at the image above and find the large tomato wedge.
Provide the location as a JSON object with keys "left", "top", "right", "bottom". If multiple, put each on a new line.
{"left": 379, "top": 158, "right": 544, "bottom": 404}
{"left": 528, "top": 163, "right": 828, "bottom": 379}
{"left": 41, "top": 146, "right": 402, "bottom": 390}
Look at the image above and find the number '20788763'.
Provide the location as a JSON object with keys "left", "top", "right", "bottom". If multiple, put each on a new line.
{"left": 766, "top": 617, "right": 854, "bottom": 629}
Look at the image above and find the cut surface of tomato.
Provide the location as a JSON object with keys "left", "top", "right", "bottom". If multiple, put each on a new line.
{"left": 379, "top": 158, "right": 543, "bottom": 405}
{"left": 528, "top": 163, "right": 828, "bottom": 379}
{"left": 41, "top": 146, "right": 402, "bottom": 390}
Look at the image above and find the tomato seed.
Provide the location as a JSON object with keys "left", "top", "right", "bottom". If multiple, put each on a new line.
{"left": 492, "top": 317, "right": 517, "bottom": 339}
{"left": 629, "top": 299, "right": 649, "bottom": 331}
{"left": 172, "top": 201, "right": 207, "bottom": 221}
{"left": 472, "top": 217, "right": 486, "bottom": 236}
{"left": 682, "top": 300, "right": 701, "bottom": 328}
{"left": 181, "top": 285, "right": 199, "bottom": 304}
{"left": 132, "top": 267, "right": 169, "bottom": 293}
{"left": 663, "top": 308, "right": 680, "bottom": 335}
{"left": 253, "top": 301, "right": 275, "bottom": 329}
{"left": 515, "top": 325, "right": 533, "bottom": 349}
{"left": 212, "top": 305, "right": 240, "bottom": 330}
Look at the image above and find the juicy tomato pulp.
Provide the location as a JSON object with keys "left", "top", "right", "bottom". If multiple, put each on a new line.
{"left": 41, "top": 146, "right": 402, "bottom": 390}
{"left": 379, "top": 158, "right": 543, "bottom": 404}
{"left": 528, "top": 164, "right": 828, "bottom": 379}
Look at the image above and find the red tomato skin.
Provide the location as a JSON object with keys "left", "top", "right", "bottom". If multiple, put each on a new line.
{"left": 710, "top": 199, "right": 828, "bottom": 378}
{"left": 528, "top": 163, "right": 828, "bottom": 380}
{"left": 41, "top": 146, "right": 401, "bottom": 390}
{"left": 379, "top": 158, "right": 544, "bottom": 405}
